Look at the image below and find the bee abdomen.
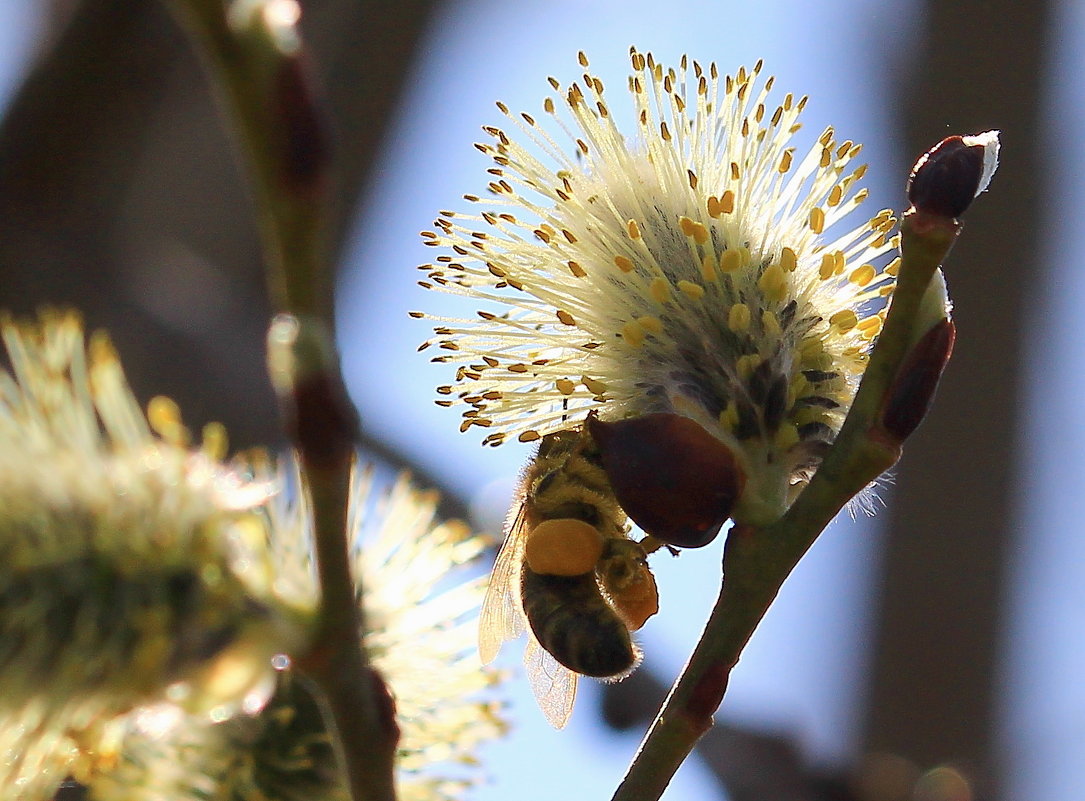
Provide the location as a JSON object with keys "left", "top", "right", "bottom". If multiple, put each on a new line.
{"left": 521, "top": 568, "right": 634, "bottom": 678}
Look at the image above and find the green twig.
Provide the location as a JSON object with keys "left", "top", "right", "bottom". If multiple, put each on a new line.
{"left": 612, "top": 210, "right": 961, "bottom": 801}
{"left": 165, "top": 3, "right": 397, "bottom": 800}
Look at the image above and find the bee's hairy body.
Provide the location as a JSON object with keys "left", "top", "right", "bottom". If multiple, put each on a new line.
{"left": 520, "top": 567, "right": 634, "bottom": 678}
{"left": 520, "top": 429, "right": 626, "bottom": 535}
{"left": 479, "top": 423, "right": 658, "bottom": 727}
{"left": 517, "top": 428, "right": 638, "bottom": 679}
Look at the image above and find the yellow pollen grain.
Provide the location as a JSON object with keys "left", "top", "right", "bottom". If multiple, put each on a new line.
{"left": 660, "top": 121, "right": 671, "bottom": 141}
{"left": 885, "top": 258, "right": 901, "bottom": 276}
{"left": 637, "top": 315, "right": 664, "bottom": 334}
{"left": 544, "top": 97, "right": 555, "bottom": 113}
{"left": 720, "top": 190, "right": 735, "bottom": 213}
{"left": 649, "top": 277, "right": 672, "bottom": 304}
{"left": 762, "top": 310, "right": 782, "bottom": 337}
{"left": 568, "top": 260, "right": 587, "bottom": 278}
{"left": 849, "top": 264, "right": 877, "bottom": 287}
{"left": 858, "top": 318, "right": 882, "bottom": 340}
{"left": 688, "top": 169, "right": 698, "bottom": 189}
{"left": 737, "top": 354, "right": 761, "bottom": 380}
{"left": 758, "top": 264, "right": 788, "bottom": 302}
{"left": 809, "top": 207, "right": 826, "bottom": 234}
{"left": 858, "top": 313, "right": 884, "bottom": 331}
{"left": 147, "top": 396, "right": 184, "bottom": 442}
{"left": 700, "top": 253, "right": 718, "bottom": 282}
{"left": 827, "top": 185, "right": 844, "bottom": 207}
{"left": 519, "top": 430, "right": 541, "bottom": 442}
{"left": 778, "top": 150, "right": 793, "bottom": 173}
{"left": 707, "top": 196, "right": 722, "bottom": 218}
{"left": 830, "top": 310, "right": 858, "bottom": 332}
{"left": 719, "top": 248, "right": 743, "bottom": 273}
{"left": 627, "top": 219, "right": 642, "bottom": 240}
{"left": 556, "top": 310, "right": 577, "bottom": 326}
{"left": 582, "top": 376, "right": 608, "bottom": 395}
{"left": 793, "top": 407, "right": 826, "bottom": 428}
{"left": 678, "top": 217, "right": 709, "bottom": 244}
{"left": 728, "top": 303, "right": 750, "bottom": 333}
{"left": 621, "top": 320, "right": 646, "bottom": 347}
{"left": 720, "top": 401, "right": 740, "bottom": 431}
{"left": 555, "top": 379, "right": 576, "bottom": 395}
{"left": 800, "top": 336, "right": 825, "bottom": 360}
{"left": 774, "top": 423, "right": 800, "bottom": 452}
{"left": 818, "top": 253, "right": 836, "bottom": 280}
{"left": 678, "top": 280, "right": 705, "bottom": 300}
{"left": 790, "top": 373, "right": 810, "bottom": 398}
{"left": 614, "top": 255, "right": 635, "bottom": 273}
{"left": 730, "top": 162, "right": 741, "bottom": 180}
{"left": 779, "top": 247, "right": 798, "bottom": 272}
{"left": 507, "top": 363, "right": 530, "bottom": 373}
{"left": 834, "top": 251, "right": 846, "bottom": 275}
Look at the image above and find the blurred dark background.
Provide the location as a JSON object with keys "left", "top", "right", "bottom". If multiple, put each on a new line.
{"left": 2, "top": 1, "right": 1067, "bottom": 799}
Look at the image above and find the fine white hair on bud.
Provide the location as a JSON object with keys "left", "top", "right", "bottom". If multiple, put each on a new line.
{"left": 0, "top": 311, "right": 302, "bottom": 799}
{"left": 416, "top": 49, "right": 900, "bottom": 524}
{"left": 961, "top": 129, "right": 1000, "bottom": 197}
{"left": 87, "top": 469, "right": 507, "bottom": 801}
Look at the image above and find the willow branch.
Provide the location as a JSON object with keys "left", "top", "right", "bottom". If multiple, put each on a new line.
{"left": 612, "top": 208, "right": 962, "bottom": 801}
{"left": 164, "top": 2, "right": 397, "bottom": 800}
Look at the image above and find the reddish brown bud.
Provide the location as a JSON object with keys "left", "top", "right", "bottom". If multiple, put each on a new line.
{"left": 907, "top": 131, "right": 999, "bottom": 218}
{"left": 881, "top": 319, "right": 956, "bottom": 441}
{"left": 587, "top": 412, "right": 745, "bottom": 548}
{"left": 275, "top": 54, "right": 331, "bottom": 197}
{"left": 288, "top": 372, "right": 360, "bottom": 470}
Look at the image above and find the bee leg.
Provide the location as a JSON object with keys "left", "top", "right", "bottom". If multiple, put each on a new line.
{"left": 637, "top": 535, "right": 679, "bottom": 558}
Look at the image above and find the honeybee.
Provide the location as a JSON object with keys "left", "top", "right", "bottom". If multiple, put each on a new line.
{"left": 478, "top": 425, "right": 660, "bottom": 728}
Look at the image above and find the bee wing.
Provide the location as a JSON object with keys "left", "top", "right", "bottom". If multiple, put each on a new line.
{"left": 524, "top": 636, "right": 577, "bottom": 729}
{"left": 478, "top": 504, "right": 528, "bottom": 664}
